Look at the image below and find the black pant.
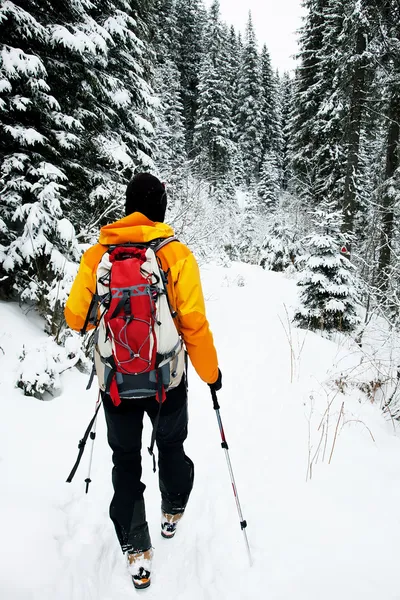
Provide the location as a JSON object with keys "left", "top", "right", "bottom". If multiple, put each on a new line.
{"left": 103, "top": 377, "right": 194, "bottom": 553}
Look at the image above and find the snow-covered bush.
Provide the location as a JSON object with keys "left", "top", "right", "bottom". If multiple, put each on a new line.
{"left": 293, "top": 204, "right": 360, "bottom": 333}
{"left": 260, "top": 219, "right": 301, "bottom": 272}
{"left": 16, "top": 335, "right": 82, "bottom": 399}
{"left": 167, "top": 174, "right": 239, "bottom": 264}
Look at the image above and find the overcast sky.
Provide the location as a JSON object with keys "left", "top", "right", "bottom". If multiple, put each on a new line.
{"left": 204, "top": 0, "right": 305, "bottom": 72}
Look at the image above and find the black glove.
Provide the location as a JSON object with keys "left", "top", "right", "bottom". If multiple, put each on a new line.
{"left": 208, "top": 369, "right": 222, "bottom": 392}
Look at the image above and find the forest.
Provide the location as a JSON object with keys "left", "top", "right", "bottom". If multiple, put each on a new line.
{"left": 1, "top": 0, "right": 400, "bottom": 343}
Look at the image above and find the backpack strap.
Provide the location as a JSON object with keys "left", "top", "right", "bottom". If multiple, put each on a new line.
{"left": 80, "top": 292, "right": 101, "bottom": 335}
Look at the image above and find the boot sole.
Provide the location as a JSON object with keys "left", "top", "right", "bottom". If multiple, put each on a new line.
{"left": 132, "top": 577, "right": 151, "bottom": 590}
{"left": 161, "top": 530, "right": 176, "bottom": 539}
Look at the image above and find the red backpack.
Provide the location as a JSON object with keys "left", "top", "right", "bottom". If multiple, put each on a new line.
{"left": 84, "top": 237, "right": 184, "bottom": 407}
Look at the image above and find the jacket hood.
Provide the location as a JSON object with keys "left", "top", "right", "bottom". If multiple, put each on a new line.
{"left": 98, "top": 212, "right": 175, "bottom": 246}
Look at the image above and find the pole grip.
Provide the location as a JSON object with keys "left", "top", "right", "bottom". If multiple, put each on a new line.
{"left": 210, "top": 387, "right": 220, "bottom": 410}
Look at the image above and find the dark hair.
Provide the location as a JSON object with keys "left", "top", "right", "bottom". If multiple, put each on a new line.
{"left": 125, "top": 173, "right": 167, "bottom": 222}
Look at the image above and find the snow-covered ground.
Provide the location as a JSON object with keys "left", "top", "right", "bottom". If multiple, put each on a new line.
{"left": 1, "top": 263, "right": 400, "bottom": 600}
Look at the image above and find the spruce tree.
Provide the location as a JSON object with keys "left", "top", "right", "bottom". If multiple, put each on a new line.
{"left": 0, "top": 0, "right": 156, "bottom": 324}
{"left": 194, "top": 0, "right": 234, "bottom": 185}
{"left": 151, "top": 0, "right": 186, "bottom": 183}
{"left": 175, "top": 0, "right": 205, "bottom": 154}
{"left": 260, "top": 219, "right": 298, "bottom": 272}
{"left": 372, "top": 0, "right": 400, "bottom": 290}
{"left": 279, "top": 72, "right": 294, "bottom": 190}
{"left": 294, "top": 204, "right": 360, "bottom": 332}
{"left": 235, "top": 13, "right": 264, "bottom": 184}
{"left": 260, "top": 44, "right": 281, "bottom": 159}
{"left": 0, "top": 0, "right": 81, "bottom": 324}
{"left": 258, "top": 152, "right": 280, "bottom": 209}
{"left": 289, "top": 0, "right": 328, "bottom": 202}
{"left": 238, "top": 184, "right": 262, "bottom": 264}
{"left": 63, "top": 0, "right": 156, "bottom": 224}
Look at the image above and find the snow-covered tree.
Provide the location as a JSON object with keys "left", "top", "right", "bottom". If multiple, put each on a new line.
{"left": 151, "top": 0, "right": 186, "bottom": 184}
{"left": 153, "top": 58, "right": 187, "bottom": 185}
{"left": 60, "top": 0, "right": 155, "bottom": 225}
{"left": 235, "top": 13, "right": 264, "bottom": 183}
{"left": 260, "top": 44, "right": 281, "bottom": 159}
{"left": 194, "top": 0, "right": 235, "bottom": 184}
{"left": 0, "top": 0, "right": 156, "bottom": 324}
{"left": 0, "top": 0, "right": 81, "bottom": 324}
{"left": 294, "top": 204, "right": 360, "bottom": 332}
{"left": 175, "top": 0, "right": 205, "bottom": 154}
{"left": 289, "top": 0, "right": 328, "bottom": 202}
{"left": 258, "top": 152, "right": 280, "bottom": 209}
{"left": 260, "top": 219, "right": 299, "bottom": 272}
{"left": 237, "top": 184, "right": 264, "bottom": 263}
{"left": 278, "top": 71, "right": 294, "bottom": 190}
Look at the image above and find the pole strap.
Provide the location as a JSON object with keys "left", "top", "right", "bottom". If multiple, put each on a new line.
{"left": 66, "top": 400, "right": 102, "bottom": 483}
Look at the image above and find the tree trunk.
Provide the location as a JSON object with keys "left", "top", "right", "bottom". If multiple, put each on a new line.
{"left": 342, "top": 27, "right": 367, "bottom": 243}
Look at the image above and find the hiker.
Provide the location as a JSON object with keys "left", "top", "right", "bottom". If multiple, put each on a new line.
{"left": 64, "top": 173, "right": 222, "bottom": 589}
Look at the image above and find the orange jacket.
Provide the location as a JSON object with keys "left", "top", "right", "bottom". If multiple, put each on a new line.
{"left": 64, "top": 212, "right": 219, "bottom": 385}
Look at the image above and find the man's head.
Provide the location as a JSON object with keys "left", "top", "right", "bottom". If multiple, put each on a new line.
{"left": 125, "top": 173, "right": 167, "bottom": 222}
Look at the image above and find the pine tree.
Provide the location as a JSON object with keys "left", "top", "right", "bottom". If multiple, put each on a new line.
{"left": 226, "top": 25, "right": 240, "bottom": 109}
{"left": 153, "top": 58, "right": 186, "bottom": 184}
{"left": 289, "top": 0, "right": 328, "bottom": 202}
{"left": 151, "top": 0, "right": 186, "bottom": 183}
{"left": 290, "top": 0, "right": 374, "bottom": 221}
{"left": 260, "top": 219, "right": 299, "bottom": 272}
{"left": 63, "top": 0, "right": 156, "bottom": 224}
{"left": 237, "top": 184, "right": 262, "bottom": 263}
{"left": 194, "top": 0, "right": 235, "bottom": 185}
{"left": 0, "top": 0, "right": 156, "bottom": 324}
{"left": 175, "top": 0, "right": 205, "bottom": 154}
{"left": 278, "top": 72, "right": 294, "bottom": 190}
{"left": 0, "top": 0, "right": 81, "bottom": 323}
{"left": 260, "top": 44, "right": 281, "bottom": 159}
{"left": 340, "top": 0, "right": 374, "bottom": 240}
{"left": 258, "top": 152, "right": 280, "bottom": 209}
{"left": 235, "top": 13, "right": 264, "bottom": 184}
{"left": 294, "top": 203, "right": 360, "bottom": 332}
{"left": 372, "top": 0, "right": 400, "bottom": 290}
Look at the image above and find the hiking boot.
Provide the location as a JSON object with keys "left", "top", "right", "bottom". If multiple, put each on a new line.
{"left": 161, "top": 512, "right": 183, "bottom": 539}
{"left": 127, "top": 548, "right": 153, "bottom": 590}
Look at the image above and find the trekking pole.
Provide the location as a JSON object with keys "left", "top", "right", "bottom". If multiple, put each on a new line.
{"left": 84, "top": 391, "right": 101, "bottom": 494}
{"left": 210, "top": 388, "right": 252, "bottom": 566}
{"left": 66, "top": 391, "right": 102, "bottom": 490}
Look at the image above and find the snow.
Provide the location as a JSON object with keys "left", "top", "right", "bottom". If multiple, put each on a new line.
{"left": 57, "top": 219, "right": 76, "bottom": 244}
{"left": 1, "top": 45, "right": 45, "bottom": 77}
{"left": 0, "top": 77, "right": 12, "bottom": 92}
{"left": 133, "top": 113, "right": 155, "bottom": 135}
{"left": 9, "top": 95, "right": 32, "bottom": 111}
{"left": 34, "top": 162, "right": 67, "bottom": 181}
{"left": 98, "top": 136, "right": 133, "bottom": 166}
{"left": 112, "top": 88, "right": 131, "bottom": 107}
{"left": 50, "top": 25, "right": 98, "bottom": 55}
{"left": 1, "top": 263, "right": 400, "bottom": 599}
{"left": 54, "top": 131, "right": 80, "bottom": 150}
{"left": 4, "top": 124, "right": 46, "bottom": 146}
